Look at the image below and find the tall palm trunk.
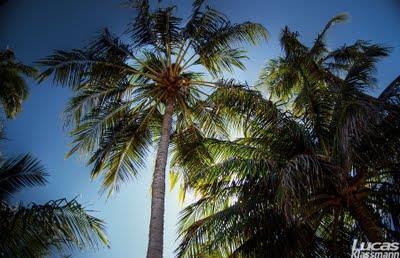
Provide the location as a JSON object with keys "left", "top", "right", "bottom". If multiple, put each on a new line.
{"left": 349, "top": 201, "right": 384, "bottom": 242}
{"left": 146, "top": 98, "right": 174, "bottom": 258}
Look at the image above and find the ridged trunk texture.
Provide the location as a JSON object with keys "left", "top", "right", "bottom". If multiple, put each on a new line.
{"left": 146, "top": 99, "right": 174, "bottom": 258}
{"left": 349, "top": 201, "right": 384, "bottom": 242}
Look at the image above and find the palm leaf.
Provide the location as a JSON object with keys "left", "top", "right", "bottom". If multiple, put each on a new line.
{"left": 0, "top": 198, "right": 108, "bottom": 257}
{"left": 0, "top": 154, "right": 47, "bottom": 201}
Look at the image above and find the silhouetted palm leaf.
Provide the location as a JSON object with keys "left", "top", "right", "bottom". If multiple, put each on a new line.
{"left": 0, "top": 154, "right": 47, "bottom": 201}
{"left": 0, "top": 49, "right": 36, "bottom": 118}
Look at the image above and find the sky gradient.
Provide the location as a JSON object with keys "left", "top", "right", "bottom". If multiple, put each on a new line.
{"left": 1, "top": 0, "right": 399, "bottom": 257}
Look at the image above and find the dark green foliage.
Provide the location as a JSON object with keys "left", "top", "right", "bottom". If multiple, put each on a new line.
{"left": 37, "top": 0, "right": 267, "bottom": 196}
{"left": 0, "top": 154, "right": 47, "bottom": 201}
{"left": 0, "top": 154, "right": 109, "bottom": 257}
{"left": 0, "top": 49, "right": 36, "bottom": 118}
{"left": 173, "top": 16, "right": 400, "bottom": 257}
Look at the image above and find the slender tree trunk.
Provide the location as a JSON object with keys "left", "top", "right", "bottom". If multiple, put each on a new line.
{"left": 349, "top": 201, "right": 384, "bottom": 242}
{"left": 146, "top": 98, "right": 174, "bottom": 258}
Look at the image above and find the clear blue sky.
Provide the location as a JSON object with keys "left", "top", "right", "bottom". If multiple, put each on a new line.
{"left": 0, "top": 0, "right": 399, "bottom": 257}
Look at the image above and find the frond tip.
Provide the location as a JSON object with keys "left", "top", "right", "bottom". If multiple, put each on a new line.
{"left": 0, "top": 154, "right": 47, "bottom": 201}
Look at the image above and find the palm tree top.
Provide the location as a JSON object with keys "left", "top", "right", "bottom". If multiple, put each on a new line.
{"left": 37, "top": 0, "right": 268, "bottom": 195}
{"left": 38, "top": 0, "right": 268, "bottom": 84}
{"left": 0, "top": 48, "right": 37, "bottom": 119}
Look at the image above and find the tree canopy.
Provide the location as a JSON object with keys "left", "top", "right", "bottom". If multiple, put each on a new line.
{"left": 173, "top": 15, "right": 400, "bottom": 257}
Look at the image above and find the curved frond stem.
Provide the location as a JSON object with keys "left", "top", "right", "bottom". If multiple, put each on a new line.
{"left": 181, "top": 54, "right": 198, "bottom": 71}
{"left": 121, "top": 65, "right": 160, "bottom": 83}
{"left": 98, "top": 29, "right": 161, "bottom": 77}
{"left": 188, "top": 81, "right": 219, "bottom": 88}
{"left": 190, "top": 87, "right": 209, "bottom": 96}
{"left": 175, "top": 39, "right": 192, "bottom": 72}
{"left": 131, "top": 55, "right": 161, "bottom": 78}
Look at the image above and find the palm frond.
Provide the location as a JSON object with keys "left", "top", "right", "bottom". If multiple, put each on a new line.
{"left": 87, "top": 108, "right": 157, "bottom": 195}
{"left": 0, "top": 198, "right": 109, "bottom": 257}
{"left": 37, "top": 41, "right": 138, "bottom": 88}
{"left": 310, "top": 13, "right": 348, "bottom": 58}
{"left": 195, "top": 22, "right": 268, "bottom": 76}
{"left": 0, "top": 49, "right": 36, "bottom": 118}
{"left": 0, "top": 154, "right": 47, "bottom": 201}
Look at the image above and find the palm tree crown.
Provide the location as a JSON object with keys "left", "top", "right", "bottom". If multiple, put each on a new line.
{"left": 38, "top": 0, "right": 267, "bottom": 194}
{"left": 0, "top": 49, "right": 36, "bottom": 118}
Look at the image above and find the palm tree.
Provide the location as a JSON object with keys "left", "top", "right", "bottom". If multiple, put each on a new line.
{"left": 172, "top": 16, "right": 400, "bottom": 257}
{"left": 37, "top": 1, "right": 267, "bottom": 256}
{"left": 0, "top": 49, "right": 36, "bottom": 118}
{"left": 260, "top": 14, "right": 400, "bottom": 243}
{"left": 0, "top": 48, "right": 108, "bottom": 257}
{"left": 0, "top": 153, "right": 109, "bottom": 257}
{"left": 172, "top": 86, "right": 328, "bottom": 257}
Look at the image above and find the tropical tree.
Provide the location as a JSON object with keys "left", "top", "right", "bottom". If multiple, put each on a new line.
{"left": 0, "top": 46, "right": 108, "bottom": 258}
{"left": 172, "top": 16, "right": 400, "bottom": 257}
{"left": 0, "top": 49, "right": 36, "bottom": 119}
{"left": 172, "top": 86, "right": 329, "bottom": 257}
{"left": 0, "top": 152, "right": 109, "bottom": 257}
{"left": 261, "top": 14, "right": 400, "bottom": 243}
{"left": 37, "top": 0, "right": 267, "bottom": 256}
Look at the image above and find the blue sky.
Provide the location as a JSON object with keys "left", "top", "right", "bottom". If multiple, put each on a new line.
{"left": 0, "top": 0, "right": 399, "bottom": 257}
